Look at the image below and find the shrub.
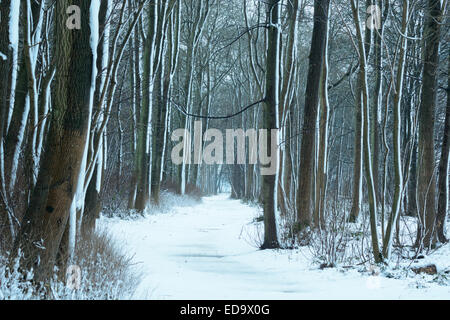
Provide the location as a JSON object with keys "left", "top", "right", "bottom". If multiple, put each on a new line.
{"left": 0, "top": 228, "right": 142, "bottom": 300}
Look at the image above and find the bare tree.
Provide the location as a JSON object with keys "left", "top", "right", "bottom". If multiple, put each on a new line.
{"left": 296, "top": 0, "right": 330, "bottom": 230}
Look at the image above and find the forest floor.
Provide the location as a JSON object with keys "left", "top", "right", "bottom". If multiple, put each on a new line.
{"left": 102, "top": 194, "right": 450, "bottom": 300}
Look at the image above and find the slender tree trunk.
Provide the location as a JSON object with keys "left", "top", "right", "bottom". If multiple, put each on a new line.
{"left": 82, "top": 0, "right": 110, "bottom": 234}
{"left": 82, "top": 165, "right": 101, "bottom": 234}
{"left": 436, "top": 53, "right": 450, "bottom": 243}
{"left": 382, "top": 0, "right": 409, "bottom": 259}
{"left": 349, "top": 0, "right": 373, "bottom": 223}
{"left": 4, "top": 0, "right": 41, "bottom": 193}
{"left": 278, "top": 0, "right": 298, "bottom": 216}
{"left": 350, "top": 0, "right": 382, "bottom": 263}
{"left": 260, "top": 0, "right": 280, "bottom": 249}
{"left": 128, "top": 2, "right": 142, "bottom": 209}
{"left": 135, "top": 2, "right": 157, "bottom": 212}
{"left": 371, "top": 0, "right": 387, "bottom": 204}
{"left": 314, "top": 2, "right": 330, "bottom": 229}
{"left": 151, "top": 2, "right": 180, "bottom": 204}
{"left": 0, "top": 0, "right": 19, "bottom": 243}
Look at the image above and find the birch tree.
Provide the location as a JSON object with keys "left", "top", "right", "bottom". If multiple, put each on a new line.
{"left": 151, "top": 0, "right": 180, "bottom": 205}
{"left": 382, "top": 0, "right": 409, "bottom": 259}
{"left": 0, "top": 0, "right": 20, "bottom": 243}
{"left": 350, "top": 0, "right": 381, "bottom": 262}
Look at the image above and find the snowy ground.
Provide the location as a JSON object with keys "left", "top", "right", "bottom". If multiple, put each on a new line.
{"left": 102, "top": 194, "right": 450, "bottom": 300}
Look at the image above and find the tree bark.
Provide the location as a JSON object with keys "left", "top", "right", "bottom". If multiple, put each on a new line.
{"left": 382, "top": 0, "right": 408, "bottom": 259}
{"left": 0, "top": 0, "right": 17, "bottom": 243}
{"left": 416, "top": 0, "right": 443, "bottom": 249}
{"left": 260, "top": 0, "right": 280, "bottom": 249}
{"left": 296, "top": 0, "right": 330, "bottom": 229}
{"left": 350, "top": 0, "right": 381, "bottom": 263}
{"left": 11, "top": 0, "right": 95, "bottom": 284}
{"left": 135, "top": 1, "right": 158, "bottom": 212}
{"left": 436, "top": 53, "right": 450, "bottom": 243}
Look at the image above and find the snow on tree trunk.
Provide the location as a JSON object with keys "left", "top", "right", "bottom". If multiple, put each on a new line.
{"left": 11, "top": 0, "right": 97, "bottom": 284}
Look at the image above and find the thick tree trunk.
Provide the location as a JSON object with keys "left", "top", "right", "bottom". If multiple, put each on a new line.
{"left": 416, "top": 0, "right": 442, "bottom": 249}
{"left": 11, "top": 0, "right": 95, "bottom": 284}
{"left": 436, "top": 53, "right": 450, "bottom": 243}
{"left": 296, "top": 0, "right": 330, "bottom": 229}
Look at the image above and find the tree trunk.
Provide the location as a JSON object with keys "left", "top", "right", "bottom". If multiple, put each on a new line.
{"left": 436, "top": 53, "right": 450, "bottom": 243}
{"left": 314, "top": 2, "right": 330, "bottom": 229}
{"left": 135, "top": 2, "right": 157, "bottom": 212}
{"left": 11, "top": 0, "right": 96, "bottom": 284}
{"left": 260, "top": 0, "right": 280, "bottom": 250}
{"left": 296, "top": 0, "right": 330, "bottom": 230}
{"left": 382, "top": 0, "right": 408, "bottom": 259}
{"left": 350, "top": 0, "right": 382, "bottom": 263}
{"left": 416, "top": 0, "right": 442, "bottom": 249}
{"left": 0, "top": 0, "right": 18, "bottom": 244}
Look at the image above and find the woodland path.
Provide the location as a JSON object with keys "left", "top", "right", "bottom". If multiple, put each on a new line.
{"left": 104, "top": 194, "right": 449, "bottom": 299}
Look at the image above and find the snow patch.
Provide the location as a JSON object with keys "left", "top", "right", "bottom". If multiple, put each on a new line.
{"left": 103, "top": 194, "right": 450, "bottom": 299}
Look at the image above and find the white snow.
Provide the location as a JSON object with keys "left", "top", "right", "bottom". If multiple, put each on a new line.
{"left": 8, "top": 1, "right": 20, "bottom": 47}
{"left": 70, "top": 0, "right": 102, "bottom": 257}
{"left": 6, "top": 0, "right": 20, "bottom": 132}
{"left": 102, "top": 194, "right": 450, "bottom": 300}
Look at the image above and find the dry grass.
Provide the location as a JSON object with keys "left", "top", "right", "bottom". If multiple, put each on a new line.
{"left": 52, "top": 228, "right": 142, "bottom": 300}
{"left": 1, "top": 228, "right": 142, "bottom": 300}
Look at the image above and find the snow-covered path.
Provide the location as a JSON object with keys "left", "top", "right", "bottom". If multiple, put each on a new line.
{"left": 104, "top": 194, "right": 450, "bottom": 300}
